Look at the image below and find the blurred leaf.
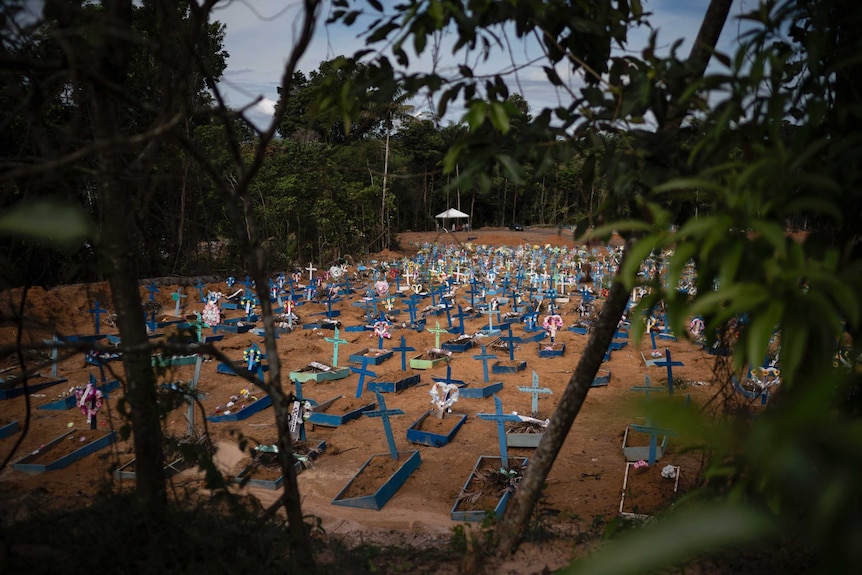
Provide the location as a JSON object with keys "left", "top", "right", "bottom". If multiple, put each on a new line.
{"left": 0, "top": 199, "right": 93, "bottom": 249}
{"left": 561, "top": 503, "right": 774, "bottom": 575}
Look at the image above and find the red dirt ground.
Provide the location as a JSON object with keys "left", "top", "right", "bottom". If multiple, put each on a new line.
{"left": 0, "top": 226, "right": 730, "bottom": 573}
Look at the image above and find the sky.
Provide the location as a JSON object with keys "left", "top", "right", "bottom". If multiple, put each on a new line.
{"left": 213, "top": 0, "right": 755, "bottom": 130}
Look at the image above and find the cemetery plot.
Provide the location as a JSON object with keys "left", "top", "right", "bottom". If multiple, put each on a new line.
{"left": 331, "top": 393, "right": 421, "bottom": 510}
{"left": 235, "top": 440, "right": 327, "bottom": 489}
{"left": 450, "top": 456, "right": 528, "bottom": 522}
{"left": 619, "top": 461, "right": 681, "bottom": 520}
{"left": 13, "top": 428, "right": 116, "bottom": 474}
{"left": 406, "top": 410, "right": 467, "bottom": 447}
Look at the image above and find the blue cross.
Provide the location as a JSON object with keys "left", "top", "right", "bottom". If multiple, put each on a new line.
{"left": 433, "top": 363, "right": 464, "bottom": 387}
{"left": 501, "top": 324, "right": 519, "bottom": 361}
{"left": 146, "top": 283, "right": 159, "bottom": 301}
{"left": 324, "top": 327, "right": 348, "bottom": 367}
{"left": 517, "top": 370, "right": 552, "bottom": 414}
{"left": 629, "top": 423, "right": 677, "bottom": 465}
{"left": 88, "top": 299, "right": 107, "bottom": 335}
{"left": 391, "top": 335, "right": 416, "bottom": 371}
{"left": 405, "top": 296, "right": 420, "bottom": 324}
{"left": 452, "top": 306, "right": 468, "bottom": 335}
{"left": 171, "top": 287, "right": 187, "bottom": 317}
{"left": 653, "top": 349, "right": 684, "bottom": 395}
{"left": 478, "top": 395, "right": 521, "bottom": 468}
{"left": 473, "top": 345, "right": 497, "bottom": 383}
{"left": 194, "top": 279, "right": 206, "bottom": 302}
{"left": 365, "top": 392, "right": 405, "bottom": 460}
{"left": 630, "top": 375, "right": 659, "bottom": 398}
{"left": 349, "top": 357, "right": 377, "bottom": 398}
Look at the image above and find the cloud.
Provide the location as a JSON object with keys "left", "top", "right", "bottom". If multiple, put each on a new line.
{"left": 254, "top": 97, "right": 277, "bottom": 117}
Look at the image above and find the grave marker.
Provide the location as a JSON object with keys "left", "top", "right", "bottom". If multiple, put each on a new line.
{"left": 365, "top": 392, "right": 405, "bottom": 460}
{"left": 392, "top": 336, "right": 416, "bottom": 371}
{"left": 478, "top": 395, "right": 521, "bottom": 468}
{"left": 349, "top": 358, "right": 377, "bottom": 398}
{"left": 324, "top": 328, "right": 348, "bottom": 367}
{"left": 171, "top": 288, "right": 187, "bottom": 318}
{"left": 473, "top": 345, "right": 497, "bottom": 383}
{"left": 427, "top": 321, "right": 448, "bottom": 350}
{"left": 653, "top": 348, "right": 684, "bottom": 395}
{"left": 88, "top": 299, "right": 108, "bottom": 335}
{"left": 517, "top": 370, "right": 552, "bottom": 415}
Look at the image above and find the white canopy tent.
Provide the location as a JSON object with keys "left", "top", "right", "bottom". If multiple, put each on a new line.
{"left": 435, "top": 208, "right": 470, "bottom": 231}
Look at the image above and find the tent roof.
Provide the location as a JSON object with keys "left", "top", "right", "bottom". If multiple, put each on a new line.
{"left": 435, "top": 208, "right": 469, "bottom": 219}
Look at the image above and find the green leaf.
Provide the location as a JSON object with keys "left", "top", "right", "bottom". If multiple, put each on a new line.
{"left": 489, "top": 101, "right": 511, "bottom": 134}
{"left": 745, "top": 300, "right": 782, "bottom": 368}
{"left": 0, "top": 199, "right": 93, "bottom": 249}
{"left": 620, "top": 235, "right": 659, "bottom": 289}
{"left": 464, "top": 101, "right": 487, "bottom": 132}
{"left": 561, "top": 503, "right": 773, "bottom": 575}
{"left": 652, "top": 178, "right": 725, "bottom": 195}
{"left": 749, "top": 220, "right": 787, "bottom": 258}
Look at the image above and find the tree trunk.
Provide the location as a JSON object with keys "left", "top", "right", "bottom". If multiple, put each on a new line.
{"left": 495, "top": 0, "right": 734, "bottom": 554}
{"left": 495, "top": 238, "right": 634, "bottom": 551}
{"left": 87, "top": 0, "right": 166, "bottom": 511}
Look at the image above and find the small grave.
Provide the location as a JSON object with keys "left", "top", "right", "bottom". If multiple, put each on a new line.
{"left": 410, "top": 322, "right": 453, "bottom": 369}
{"left": 39, "top": 377, "right": 120, "bottom": 411}
{"left": 491, "top": 325, "right": 527, "bottom": 374}
{"left": 442, "top": 334, "right": 474, "bottom": 353}
{"left": 348, "top": 348, "right": 393, "bottom": 366}
{"left": 451, "top": 395, "right": 529, "bottom": 521}
{"left": 0, "top": 419, "right": 20, "bottom": 439}
{"left": 591, "top": 369, "right": 611, "bottom": 387}
{"left": 0, "top": 373, "right": 69, "bottom": 400}
{"left": 406, "top": 380, "right": 465, "bottom": 447}
{"left": 621, "top": 423, "right": 674, "bottom": 464}
{"left": 234, "top": 440, "right": 327, "bottom": 490}
{"left": 305, "top": 395, "right": 375, "bottom": 427}
{"left": 13, "top": 428, "right": 117, "bottom": 474}
{"left": 409, "top": 348, "right": 451, "bottom": 370}
{"left": 367, "top": 372, "right": 421, "bottom": 393}
{"left": 289, "top": 360, "right": 349, "bottom": 383}
{"left": 507, "top": 371, "right": 552, "bottom": 448}
{"left": 207, "top": 390, "right": 272, "bottom": 422}
{"left": 450, "top": 455, "right": 528, "bottom": 522}
{"left": 332, "top": 392, "right": 421, "bottom": 510}
{"left": 619, "top": 461, "right": 681, "bottom": 520}
{"left": 406, "top": 410, "right": 467, "bottom": 447}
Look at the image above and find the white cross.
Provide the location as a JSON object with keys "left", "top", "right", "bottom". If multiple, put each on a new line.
{"left": 306, "top": 262, "right": 317, "bottom": 281}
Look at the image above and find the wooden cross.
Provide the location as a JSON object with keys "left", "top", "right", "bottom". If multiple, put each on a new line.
{"left": 349, "top": 357, "right": 377, "bottom": 398}
{"left": 473, "top": 345, "right": 497, "bottom": 383}
{"left": 517, "top": 370, "right": 552, "bottom": 415}
{"left": 146, "top": 283, "right": 159, "bottom": 301}
{"left": 88, "top": 299, "right": 107, "bottom": 335}
{"left": 324, "top": 327, "right": 347, "bottom": 367}
{"left": 482, "top": 304, "right": 496, "bottom": 333}
{"left": 187, "top": 355, "right": 204, "bottom": 437}
{"left": 653, "top": 348, "right": 684, "bottom": 395}
{"left": 306, "top": 262, "right": 317, "bottom": 282}
{"left": 43, "top": 334, "right": 60, "bottom": 377}
{"left": 194, "top": 278, "right": 206, "bottom": 302}
{"left": 630, "top": 375, "right": 659, "bottom": 398}
{"left": 365, "top": 391, "right": 404, "bottom": 460}
{"left": 629, "top": 423, "right": 677, "bottom": 465}
{"left": 500, "top": 324, "right": 519, "bottom": 361}
{"left": 427, "top": 321, "right": 448, "bottom": 350}
{"left": 391, "top": 336, "right": 416, "bottom": 371}
{"left": 171, "top": 288, "right": 187, "bottom": 318}
{"left": 478, "top": 395, "right": 521, "bottom": 469}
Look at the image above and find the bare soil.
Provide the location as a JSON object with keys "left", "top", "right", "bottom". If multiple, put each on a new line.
{"left": 0, "top": 226, "right": 732, "bottom": 573}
